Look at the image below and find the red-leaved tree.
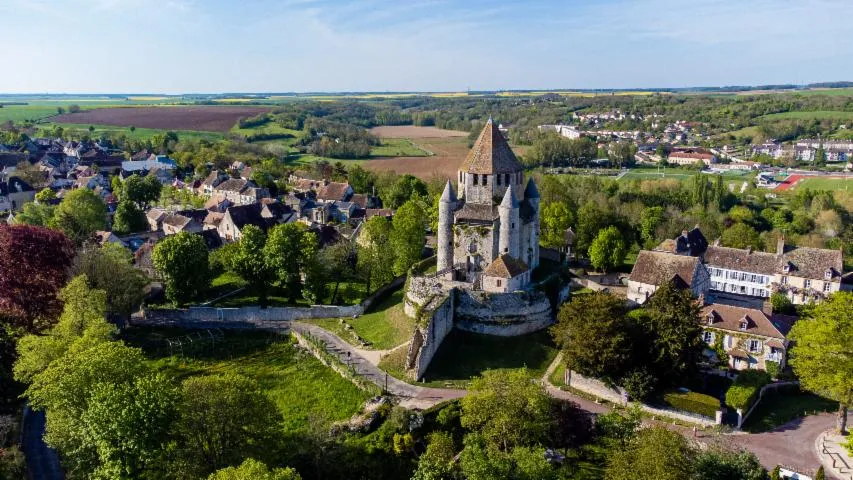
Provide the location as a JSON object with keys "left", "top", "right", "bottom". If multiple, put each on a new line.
{"left": 0, "top": 224, "right": 75, "bottom": 331}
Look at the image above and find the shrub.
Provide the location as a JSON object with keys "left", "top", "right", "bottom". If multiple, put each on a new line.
{"left": 621, "top": 369, "right": 658, "bottom": 402}
{"left": 661, "top": 390, "right": 720, "bottom": 418}
{"left": 765, "top": 360, "right": 780, "bottom": 379}
{"left": 725, "top": 371, "right": 771, "bottom": 411}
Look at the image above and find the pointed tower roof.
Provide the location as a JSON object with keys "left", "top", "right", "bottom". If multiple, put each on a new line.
{"left": 460, "top": 118, "right": 523, "bottom": 175}
{"left": 524, "top": 177, "right": 540, "bottom": 199}
{"left": 500, "top": 184, "right": 518, "bottom": 209}
{"left": 440, "top": 180, "right": 456, "bottom": 202}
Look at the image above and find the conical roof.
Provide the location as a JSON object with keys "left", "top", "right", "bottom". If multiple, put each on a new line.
{"left": 460, "top": 118, "right": 523, "bottom": 175}
{"left": 500, "top": 184, "right": 518, "bottom": 209}
{"left": 524, "top": 177, "right": 540, "bottom": 199}
{"left": 440, "top": 180, "right": 456, "bottom": 202}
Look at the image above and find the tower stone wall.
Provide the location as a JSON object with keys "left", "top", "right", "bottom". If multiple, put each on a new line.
{"left": 498, "top": 186, "right": 520, "bottom": 259}
{"left": 437, "top": 182, "right": 456, "bottom": 272}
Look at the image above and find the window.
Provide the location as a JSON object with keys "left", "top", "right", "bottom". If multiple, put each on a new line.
{"left": 747, "top": 339, "right": 761, "bottom": 353}
{"left": 824, "top": 282, "right": 833, "bottom": 293}
{"left": 781, "top": 276, "right": 788, "bottom": 285}
{"left": 739, "top": 320, "right": 748, "bottom": 331}
{"left": 496, "top": 279, "right": 502, "bottom": 287}
{"left": 482, "top": 175, "right": 488, "bottom": 186}
{"left": 459, "top": 171, "right": 463, "bottom": 182}
{"left": 505, "top": 173, "right": 510, "bottom": 185}
{"left": 825, "top": 269, "right": 833, "bottom": 280}
{"left": 805, "top": 279, "right": 812, "bottom": 289}
{"left": 706, "top": 314, "right": 715, "bottom": 325}
{"left": 496, "top": 174, "right": 501, "bottom": 186}
{"left": 782, "top": 264, "right": 790, "bottom": 273}
{"left": 473, "top": 174, "right": 478, "bottom": 184}
{"left": 703, "top": 331, "right": 714, "bottom": 343}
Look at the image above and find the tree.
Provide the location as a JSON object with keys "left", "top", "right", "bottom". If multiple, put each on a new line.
{"left": 82, "top": 373, "right": 177, "bottom": 480}
{"left": 68, "top": 104, "right": 81, "bottom": 113}
{"left": 721, "top": 222, "right": 762, "bottom": 251}
{"left": 208, "top": 459, "right": 301, "bottom": 480}
{"left": 13, "top": 201, "right": 55, "bottom": 227}
{"left": 264, "top": 223, "right": 308, "bottom": 300}
{"left": 540, "top": 202, "right": 574, "bottom": 249}
{"left": 112, "top": 201, "right": 148, "bottom": 235}
{"left": 639, "top": 280, "right": 705, "bottom": 387}
{"left": 595, "top": 405, "right": 642, "bottom": 449}
{"left": 412, "top": 431, "right": 459, "bottom": 480}
{"left": 300, "top": 231, "right": 327, "bottom": 304}
{"left": 588, "top": 226, "right": 627, "bottom": 272}
{"left": 121, "top": 174, "right": 162, "bottom": 208}
{"left": 575, "top": 201, "right": 610, "bottom": 257}
{"left": 0, "top": 224, "right": 74, "bottom": 331}
{"left": 52, "top": 188, "right": 107, "bottom": 244}
{"left": 815, "top": 465, "right": 825, "bottom": 480}
{"left": 639, "top": 206, "right": 666, "bottom": 247}
{"left": 71, "top": 243, "right": 148, "bottom": 317}
{"left": 346, "top": 165, "right": 376, "bottom": 194}
{"left": 176, "top": 374, "right": 281, "bottom": 476}
{"left": 35, "top": 188, "right": 56, "bottom": 203}
{"left": 384, "top": 174, "right": 427, "bottom": 209}
{"left": 357, "top": 216, "right": 394, "bottom": 293}
{"left": 769, "top": 292, "right": 795, "bottom": 315}
{"left": 789, "top": 292, "right": 853, "bottom": 434}
{"left": 692, "top": 447, "right": 766, "bottom": 480}
{"left": 152, "top": 232, "right": 210, "bottom": 304}
{"left": 232, "top": 226, "right": 274, "bottom": 306}
{"left": 551, "top": 292, "right": 632, "bottom": 381}
{"left": 461, "top": 369, "right": 551, "bottom": 451}
{"left": 605, "top": 427, "right": 694, "bottom": 480}
{"left": 390, "top": 200, "right": 426, "bottom": 276}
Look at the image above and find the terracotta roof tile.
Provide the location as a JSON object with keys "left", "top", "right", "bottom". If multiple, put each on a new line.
{"left": 629, "top": 250, "right": 701, "bottom": 286}
{"left": 701, "top": 303, "right": 787, "bottom": 339}
{"left": 460, "top": 119, "right": 523, "bottom": 175}
{"left": 483, "top": 254, "right": 529, "bottom": 278}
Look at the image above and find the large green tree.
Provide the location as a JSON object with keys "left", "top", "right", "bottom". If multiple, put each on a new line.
{"left": 460, "top": 369, "right": 551, "bottom": 452}
{"left": 71, "top": 243, "right": 148, "bottom": 317}
{"left": 540, "top": 201, "right": 574, "bottom": 249}
{"left": 605, "top": 427, "right": 694, "bottom": 480}
{"left": 390, "top": 200, "right": 427, "bottom": 276}
{"left": 789, "top": 292, "right": 853, "bottom": 433}
{"left": 232, "top": 226, "right": 275, "bottom": 306}
{"left": 52, "top": 188, "right": 107, "bottom": 244}
{"left": 412, "top": 431, "right": 459, "bottom": 480}
{"left": 588, "top": 226, "right": 627, "bottom": 272}
{"left": 721, "top": 222, "right": 762, "bottom": 251}
{"left": 357, "top": 216, "right": 394, "bottom": 293}
{"left": 152, "top": 232, "right": 210, "bottom": 304}
{"left": 551, "top": 292, "right": 633, "bottom": 381}
{"left": 120, "top": 174, "right": 162, "bottom": 208}
{"left": 264, "top": 223, "right": 308, "bottom": 301}
{"left": 208, "top": 459, "right": 301, "bottom": 480}
{"left": 112, "top": 201, "right": 148, "bottom": 235}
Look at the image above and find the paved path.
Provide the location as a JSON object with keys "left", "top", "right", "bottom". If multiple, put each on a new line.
{"left": 20, "top": 406, "right": 64, "bottom": 480}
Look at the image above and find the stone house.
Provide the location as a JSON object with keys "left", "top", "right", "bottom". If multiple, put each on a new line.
{"left": 213, "top": 178, "right": 268, "bottom": 206}
{"left": 667, "top": 149, "right": 717, "bottom": 166}
{"left": 146, "top": 208, "right": 167, "bottom": 232}
{"left": 217, "top": 203, "right": 276, "bottom": 242}
{"left": 162, "top": 213, "right": 203, "bottom": 236}
{"left": 0, "top": 176, "right": 35, "bottom": 212}
{"left": 481, "top": 254, "right": 530, "bottom": 293}
{"left": 627, "top": 250, "right": 710, "bottom": 304}
{"left": 315, "top": 181, "right": 354, "bottom": 203}
{"left": 699, "top": 303, "right": 795, "bottom": 371}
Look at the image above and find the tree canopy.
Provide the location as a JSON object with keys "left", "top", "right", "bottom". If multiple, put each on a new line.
{"left": 152, "top": 232, "right": 210, "bottom": 304}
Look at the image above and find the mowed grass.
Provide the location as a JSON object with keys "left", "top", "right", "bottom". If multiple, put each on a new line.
{"left": 381, "top": 330, "right": 558, "bottom": 388}
{"left": 307, "top": 290, "right": 414, "bottom": 350}
{"left": 786, "top": 176, "right": 853, "bottom": 192}
{"left": 123, "top": 328, "right": 370, "bottom": 433}
{"left": 371, "top": 138, "right": 430, "bottom": 157}
{"left": 742, "top": 390, "right": 838, "bottom": 433}
{"left": 759, "top": 110, "right": 853, "bottom": 121}
{"left": 46, "top": 122, "right": 224, "bottom": 142}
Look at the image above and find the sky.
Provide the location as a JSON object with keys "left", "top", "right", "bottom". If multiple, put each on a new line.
{"left": 2, "top": 0, "right": 853, "bottom": 93}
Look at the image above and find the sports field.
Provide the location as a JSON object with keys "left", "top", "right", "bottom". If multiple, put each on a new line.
{"left": 776, "top": 174, "right": 853, "bottom": 192}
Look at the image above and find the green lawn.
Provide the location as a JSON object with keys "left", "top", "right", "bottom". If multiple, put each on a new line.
{"left": 759, "top": 110, "right": 853, "bottom": 121}
{"left": 787, "top": 177, "right": 853, "bottom": 192}
{"left": 0, "top": 105, "right": 60, "bottom": 123}
{"left": 370, "top": 138, "right": 429, "bottom": 157}
{"left": 308, "top": 290, "right": 414, "bottom": 350}
{"left": 742, "top": 389, "right": 838, "bottom": 433}
{"left": 205, "top": 271, "right": 368, "bottom": 308}
{"left": 47, "top": 122, "right": 224, "bottom": 142}
{"left": 122, "top": 328, "right": 370, "bottom": 434}
{"left": 381, "top": 330, "right": 558, "bottom": 388}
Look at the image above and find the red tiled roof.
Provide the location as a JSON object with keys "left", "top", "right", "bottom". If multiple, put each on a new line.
{"left": 460, "top": 118, "right": 523, "bottom": 175}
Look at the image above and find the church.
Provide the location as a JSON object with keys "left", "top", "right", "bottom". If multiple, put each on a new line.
{"left": 436, "top": 118, "right": 540, "bottom": 293}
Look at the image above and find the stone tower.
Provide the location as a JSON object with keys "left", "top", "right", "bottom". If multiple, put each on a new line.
{"left": 457, "top": 118, "right": 526, "bottom": 204}
{"left": 499, "top": 184, "right": 520, "bottom": 259}
{"left": 524, "top": 177, "right": 541, "bottom": 269}
{"left": 437, "top": 180, "right": 456, "bottom": 272}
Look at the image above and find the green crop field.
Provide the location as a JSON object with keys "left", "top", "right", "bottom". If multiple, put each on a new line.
{"left": 124, "top": 328, "right": 370, "bottom": 434}
{"left": 0, "top": 105, "right": 61, "bottom": 123}
{"left": 370, "top": 138, "right": 429, "bottom": 157}
{"left": 759, "top": 110, "right": 853, "bottom": 121}
{"left": 46, "top": 122, "right": 224, "bottom": 142}
{"left": 794, "top": 88, "right": 853, "bottom": 97}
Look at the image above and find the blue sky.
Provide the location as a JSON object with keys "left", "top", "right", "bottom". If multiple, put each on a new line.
{"left": 1, "top": 0, "right": 852, "bottom": 93}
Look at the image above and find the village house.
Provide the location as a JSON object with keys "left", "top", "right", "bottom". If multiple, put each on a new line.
{"left": 627, "top": 250, "right": 710, "bottom": 305}
{"left": 213, "top": 178, "right": 268, "bottom": 206}
{"left": 315, "top": 181, "right": 354, "bottom": 203}
{"left": 217, "top": 203, "right": 276, "bottom": 242}
{"left": 161, "top": 213, "right": 203, "bottom": 235}
{"left": 481, "top": 254, "right": 531, "bottom": 293}
{"left": 146, "top": 208, "right": 168, "bottom": 232}
{"left": 699, "top": 302, "right": 794, "bottom": 372}
{"left": 200, "top": 170, "right": 228, "bottom": 196}
{"left": 122, "top": 154, "right": 176, "bottom": 173}
{"left": 0, "top": 176, "right": 35, "bottom": 212}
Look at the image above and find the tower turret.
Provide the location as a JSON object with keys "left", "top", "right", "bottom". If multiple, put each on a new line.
{"left": 499, "top": 184, "right": 520, "bottom": 259}
{"left": 437, "top": 180, "right": 456, "bottom": 273}
{"left": 524, "top": 177, "right": 541, "bottom": 269}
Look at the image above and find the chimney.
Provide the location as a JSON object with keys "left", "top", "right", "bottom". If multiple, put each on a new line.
{"left": 761, "top": 299, "right": 773, "bottom": 317}
{"left": 776, "top": 234, "right": 786, "bottom": 255}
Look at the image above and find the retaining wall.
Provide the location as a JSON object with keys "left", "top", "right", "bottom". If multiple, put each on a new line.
{"left": 406, "top": 293, "right": 454, "bottom": 381}
{"left": 134, "top": 304, "right": 362, "bottom": 328}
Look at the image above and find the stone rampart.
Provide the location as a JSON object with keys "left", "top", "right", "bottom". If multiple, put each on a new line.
{"left": 454, "top": 290, "right": 553, "bottom": 336}
{"left": 406, "top": 293, "right": 454, "bottom": 380}
{"left": 134, "top": 304, "right": 362, "bottom": 328}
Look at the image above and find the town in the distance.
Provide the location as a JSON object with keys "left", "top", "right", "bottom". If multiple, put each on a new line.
{"left": 1, "top": 86, "right": 853, "bottom": 480}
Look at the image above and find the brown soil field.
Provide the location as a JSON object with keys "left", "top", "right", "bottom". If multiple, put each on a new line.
{"left": 363, "top": 136, "right": 526, "bottom": 181}
{"left": 53, "top": 106, "right": 270, "bottom": 132}
{"left": 369, "top": 125, "right": 468, "bottom": 138}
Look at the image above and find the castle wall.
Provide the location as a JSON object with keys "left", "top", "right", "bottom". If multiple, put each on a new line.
{"left": 452, "top": 224, "right": 497, "bottom": 272}
{"left": 454, "top": 289, "right": 553, "bottom": 336}
{"left": 405, "top": 293, "right": 455, "bottom": 380}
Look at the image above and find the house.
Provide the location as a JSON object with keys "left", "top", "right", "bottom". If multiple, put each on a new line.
{"left": 365, "top": 208, "right": 394, "bottom": 220}
{"left": 213, "top": 178, "right": 267, "bottom": 206}
{"left": 794, "top": 139, "right": 853, "bottom": 162}
{"left": 315, "top": 181, "right": 353, "bottom": 203}
{"left": 349, "top": 193, "right": 378, "bottom": 210}
{"left": 699, "top": 302, "right": 795, "bottom": 371}
{"left": 752, "top": 141, "right": 785, "bottom": 159}
{"left": 260, "top": 201, "right": 295, "bottom": 224}
{"left": 161, "top": 213, "right": 203, "bottom": 235}
{"left": 656, "top": 227, "right": 708, "bottom": 257}
{"left": 330, "top": 201, "right": 357, "bottom": 222}
{"left": 703, "top": 245, "right": 776, "bottom": 298}
{"left": 627, "top": 250, "right": 710, "bottom": 304}
{"left": 146, "top": 208, "right": 168, "bottom": 232}
{"left": 482, "top": 254, "right": 531, "bottom": 293}
{"left": 667, "top": 149, "right": 717, "bottom": 167}
{"left": 203, "top": 211, "right": 224, "bottom": 230}
{"left": 93, "top": 230, "right": 126, "bottom": 247}
{"left": 200, "top": 170, "right": 228, "bottom": 196}
{"left": 204, "top": 194, "right": 233, "bottom": 213}
{"left": 217, "top": 204, "right": 276, "bottom": 242}
{"left": 0, "top": 176, "right": 36, "bottom": 212}
{"left": 122, "top": 154, "right": 176, "bottom": 173}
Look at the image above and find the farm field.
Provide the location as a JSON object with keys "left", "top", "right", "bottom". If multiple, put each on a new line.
{"left": 758, "top": 110, "right": 853, "bottom": 121}
{"left": 370, "top": 138, "right": 430, "bottom": 157}
{"left": 123, "top": 328, "right": 370, "bottom": 434}
{"left": 46, "top": 122, "right": 224, "bottom": 142}
{"left": 362, "top": 136, "right": 471, "bottom": 180}
{"left": 369, "top": 125, "right": 468, "bottom": 138}
{"left": 53, "top": 105, "right": 271, "bottom": 132}
{"left": 0, "top": 104, "right": 62, "bottom": 123}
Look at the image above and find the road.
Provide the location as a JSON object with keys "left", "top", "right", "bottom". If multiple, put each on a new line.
{"left": 20, "top": 406, "right": 64, "bottom": 480}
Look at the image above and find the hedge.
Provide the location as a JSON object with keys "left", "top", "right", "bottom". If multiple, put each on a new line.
{"left": 725, "top": 370, "right": 771, "bottom": 411}
{"left": 661, "top": 390, "right": 720, "bottom": 418}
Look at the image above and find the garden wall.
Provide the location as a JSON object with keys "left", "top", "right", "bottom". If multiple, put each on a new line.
{"left": 134, "top": 304, "right": 362, "bottom": 328}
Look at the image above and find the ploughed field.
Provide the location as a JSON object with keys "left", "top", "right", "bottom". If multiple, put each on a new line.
{"left": 53, "top": 105, "right": 271, "bottom": 132}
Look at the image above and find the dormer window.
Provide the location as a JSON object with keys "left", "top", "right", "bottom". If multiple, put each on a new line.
{"left": 739, "top": 318, "right": 749, "bottom": 331}
{"left": 782, "top": 264, "right": 790, "bottom": 273}
{"left": 825, "top": 269, "right": 832, "bottom": 280}
{"left": 706, "top": 313, "right": 715, "bottom": 325}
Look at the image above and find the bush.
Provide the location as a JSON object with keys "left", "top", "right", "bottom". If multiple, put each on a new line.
{"left": 765, "top": 360, "right": 780, "bottom": 379}
{"left": 621, "top": 369, "right": 658, "bottom": 402}
{"left": 661, "top": 390, "right": 720, "bottom": 418}
{"left": 725, "top": 371, "right": 771, "bottom": 411}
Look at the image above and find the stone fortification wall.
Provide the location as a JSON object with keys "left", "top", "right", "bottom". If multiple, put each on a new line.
{"left": 405, "top": 293, "right": 454, "bottom": 380}
{"left": 135, "top": 304, "right": 362, "bottom": 328}
{"left": 454, "top": 290, "right": 552, "bottom": 336}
